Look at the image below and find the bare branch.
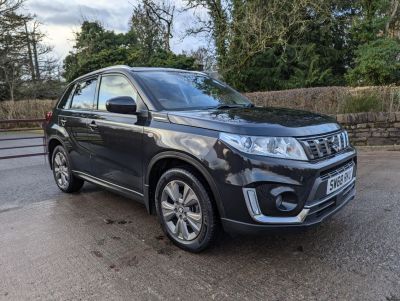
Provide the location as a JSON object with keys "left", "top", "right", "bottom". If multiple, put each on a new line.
{"left": 142, "top": 0, "right": 176, "bottom": 51}
{"left": 0, "top": 0, "right": 24, "bottom": 15}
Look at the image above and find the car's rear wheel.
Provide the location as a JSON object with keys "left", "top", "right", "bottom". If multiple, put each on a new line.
{"left": 52, "top": 145, "right": 84, "bottom": 193}
{"left": 155, "top": 168, "right": 219, "bottom": 252}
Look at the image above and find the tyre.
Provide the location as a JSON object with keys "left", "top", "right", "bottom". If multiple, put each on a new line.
{"left": 52, "top": 145, "right": 84, "bottom": 193}
{"left": 155, "top": 168, "right": 219, "bottom": 252}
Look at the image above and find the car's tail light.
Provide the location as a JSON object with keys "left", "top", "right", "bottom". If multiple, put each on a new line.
{"left": 45, "top": 111, "right": 53, "bottom": 123}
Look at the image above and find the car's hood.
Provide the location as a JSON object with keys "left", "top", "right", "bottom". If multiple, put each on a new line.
{"left": 167, "top": 107, "right": 340, "bottom": 137}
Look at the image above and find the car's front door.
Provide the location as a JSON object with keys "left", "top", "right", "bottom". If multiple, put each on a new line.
{"left": 58, "top": 77, "right": 98, "bottom": 173}
{"left": 87, "top": 74, "right": 145, "bottom": 195}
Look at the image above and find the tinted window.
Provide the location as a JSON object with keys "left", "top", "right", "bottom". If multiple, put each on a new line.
{"left": 58, "top": 84, "right": 75, "bottom": 109}
{"left": 136, "top": 71, "right": 251, "bottom": 110}
{"left": 98, "top": 75, "right": 138, "bottom": 111}
{"left": 70, "top": 78, "right": 97, "bottom": 110}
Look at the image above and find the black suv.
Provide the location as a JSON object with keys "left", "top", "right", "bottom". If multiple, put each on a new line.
{"left": 45, "top": 66, "right": 357, "bottom": 252}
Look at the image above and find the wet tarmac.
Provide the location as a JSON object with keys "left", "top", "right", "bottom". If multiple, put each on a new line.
{"left": 0, "top": 144, "right": 399, "bottom": 300}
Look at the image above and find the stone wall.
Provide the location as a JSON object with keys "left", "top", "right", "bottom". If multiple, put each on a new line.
{"left": 336, "top": 112, "right": 400, "bottom": 146}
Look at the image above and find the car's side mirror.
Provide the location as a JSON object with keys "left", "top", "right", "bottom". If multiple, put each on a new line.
{"left": 106, "top": 96, "right": 137, "bottom": 114}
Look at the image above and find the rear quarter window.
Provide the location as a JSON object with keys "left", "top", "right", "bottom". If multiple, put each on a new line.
{"left": 57, "top": 84, "right": 75, "bottom": 109}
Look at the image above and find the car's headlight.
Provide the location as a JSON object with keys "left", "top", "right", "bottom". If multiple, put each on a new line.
{"left": 219, "top": 133, "right": 308, "bottom": 161}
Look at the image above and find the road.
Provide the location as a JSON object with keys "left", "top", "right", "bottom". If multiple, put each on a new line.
{"left": 0, "top": 136, "right": 399, "bottom": 300}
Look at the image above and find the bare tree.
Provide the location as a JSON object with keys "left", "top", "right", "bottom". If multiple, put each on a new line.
{"left": 184, "top": 0, "right": 332, "bottom": 74}
{"left": 30, "top": 20, "right": 42, "bottom": 80}
{"left": 130, "top": 3, "right": 163, "bottom": 54}
{"left": 131, "top": 0, "right": 176, "bottom": 51}
{"left": 0, "top": 10, "right": 30, "bottom": 101}
{"left": 142, "top": 0, "right": 176, "bottom": 51}
{"left": 24, "top": 19, "right": 35, "bottom": 80}
{"left": 0, "top": 0, "right": 23, "bottom": 15}
{"left": 184, "top": 46, "right": 216, "bottom": 71}
{"left": 0, "top": 3, "right": 60, "bottom": 101}
{"left": 184, "top": 0, "right": 228, "bottom": 63}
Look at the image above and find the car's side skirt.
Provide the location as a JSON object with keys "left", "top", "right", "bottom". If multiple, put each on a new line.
{"left": 72, "top": 170, "right": 145, "bottom": 204}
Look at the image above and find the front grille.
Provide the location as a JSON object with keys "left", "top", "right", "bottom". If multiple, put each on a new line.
{"left": 320, "top": 160, "right": 355, "bottom": 180}
{"left": 299, "top": 131, "right": 350, "bottom": 160}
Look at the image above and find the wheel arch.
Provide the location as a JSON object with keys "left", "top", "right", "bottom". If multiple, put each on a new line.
{"left": 47, "top": 136, "right": 64, "bottom": 169}
{"left": 144, "top": 151, "right": 225, "bottom": 218}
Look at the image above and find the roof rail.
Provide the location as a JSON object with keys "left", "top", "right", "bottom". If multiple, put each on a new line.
{"left": 72, "top": 65, "right": 132, "bottom": 82}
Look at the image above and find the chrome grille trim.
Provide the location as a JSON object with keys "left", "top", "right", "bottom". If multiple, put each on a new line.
{"left": 299, "top": 131, "right": 350, "bottom": 160}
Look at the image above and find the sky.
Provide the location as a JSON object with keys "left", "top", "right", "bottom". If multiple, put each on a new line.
{"left": 22, "top": 0, "right": 208, "bottom": 62}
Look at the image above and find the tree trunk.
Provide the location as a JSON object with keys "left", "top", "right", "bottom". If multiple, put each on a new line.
{"left": 208, "top": 0, "right": 228, "bottom": 66}
{"left": 164, "top": 30, "right": 170, "bottom": 51}
{"left": 24, "top": 20, "right": 36, "bottom": 81}
{"left": 386, "top": 0, "right": 399, "bottom": 37}
{"left": 32, "top": 33, "right": 41, "bottom": 81}
{"left": 9, "top": 84, "right": 14, "bottom": 102}
{"left": 8, "top": 81, "right": 15, "bottom": 119}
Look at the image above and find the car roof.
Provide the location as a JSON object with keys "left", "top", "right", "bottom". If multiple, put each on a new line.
{"left": 72, "top": 65, "right": 207, "bottom": 83}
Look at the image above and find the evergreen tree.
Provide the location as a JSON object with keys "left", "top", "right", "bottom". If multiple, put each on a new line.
{"left": 185, "top": 0, "right": 400, "bottom": 91}
{"left": 63, "top": 19, "right": 199, "bottom": 82}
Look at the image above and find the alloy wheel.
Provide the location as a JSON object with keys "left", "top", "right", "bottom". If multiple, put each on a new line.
{"left": 160, "top": 180, "right": 203, "bottom": 241}
{"left": 53, "top": 151, "right": 69, "bottom": 189}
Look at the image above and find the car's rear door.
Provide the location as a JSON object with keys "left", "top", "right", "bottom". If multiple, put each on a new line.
{"left": 87, "top": 73, "right": 145, "bottom": 195}
{"left": 58, "top": 77, "right": 98, "bottom": 173}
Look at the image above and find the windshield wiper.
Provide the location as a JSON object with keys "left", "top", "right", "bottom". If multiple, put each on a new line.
{"left": 213, "top": 104, "right": 250, "bottom": 110}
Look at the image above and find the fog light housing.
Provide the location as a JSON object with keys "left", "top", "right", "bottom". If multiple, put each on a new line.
{"left": 243, "top": 187, "right": 309, "bottom": 224}
{"left": 275, "top": 192, "right": 298, "bottom": 212}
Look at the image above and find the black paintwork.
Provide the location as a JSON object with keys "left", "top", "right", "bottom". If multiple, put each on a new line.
{"left": 106, "top": 96, "right": 137, "bottom": 114}
{"left": 167, "top": 107, "right": 340, "bottom": 136}
{"left": 45, "top": 66, "right": 357, "bottom": 233}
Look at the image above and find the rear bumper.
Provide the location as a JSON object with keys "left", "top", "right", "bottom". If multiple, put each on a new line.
{"left": 222, "top": 182, "right": 356, "bottom": 234}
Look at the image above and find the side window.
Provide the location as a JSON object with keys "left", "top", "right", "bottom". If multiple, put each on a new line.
{"left": 97, "top": 75, "right": 138, "bottom": 111}
{"left": 70, "top": 78, "right": 97, "bottom": 110}
{"left": 58, "top": 84, "right": 75, "bottom": 109}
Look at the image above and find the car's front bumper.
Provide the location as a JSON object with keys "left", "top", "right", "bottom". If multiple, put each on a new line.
{"left": 221, "top": 178, "right": 355, "bottom": 234}
{"left": 211, "top": 146, "right": 357, "bottom": 234}
{"left": 222, "top": 184, "right": 355, "bottom": 234}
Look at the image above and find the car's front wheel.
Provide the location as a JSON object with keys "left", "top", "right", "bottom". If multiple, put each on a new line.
{"left": 155, "top": 168, "right": 219, "bottom": 252}
{"left": 52, "top": 145, "right": 84, "bottom": 193}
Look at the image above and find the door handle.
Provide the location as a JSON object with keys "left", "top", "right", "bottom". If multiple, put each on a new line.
{"left": 60, "top": 118, "right": 67, "bottom": 126}
{"left": 88, "top": 120, "right": 98, "bottom": 131}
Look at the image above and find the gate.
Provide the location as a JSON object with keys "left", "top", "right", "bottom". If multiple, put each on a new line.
{"left": 0, "top": 119, "right": 47, "bottom": 160}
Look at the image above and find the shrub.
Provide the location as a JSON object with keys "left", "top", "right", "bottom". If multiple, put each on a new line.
{"left": 245, "top": 86, "right": 400, "bottom": 114}
{"left": 346, "top": 38, "right": 400, "bottom": 86}
{"left": 340, "top": 94, "right": 382, "bottom": 113}
{"left": 0, "top": 99, "right": 54, "bottom": 129}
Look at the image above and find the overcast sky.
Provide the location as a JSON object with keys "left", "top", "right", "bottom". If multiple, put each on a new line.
{"left": 22, "top": 0, "right": 207, "bottom": 62}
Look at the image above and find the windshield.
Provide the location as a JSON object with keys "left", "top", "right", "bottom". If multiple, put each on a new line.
{"left": 135, "top": 71, "right": 251, "bottom": 110}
